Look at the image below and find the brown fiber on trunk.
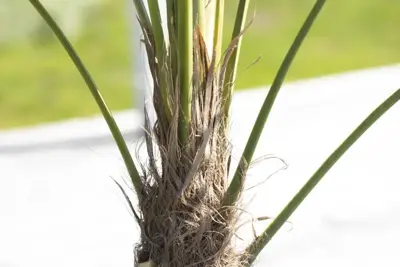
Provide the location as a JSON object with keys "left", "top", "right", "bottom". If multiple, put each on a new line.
{"left": 132, "top": 24, "right": 248, "bottom": 266}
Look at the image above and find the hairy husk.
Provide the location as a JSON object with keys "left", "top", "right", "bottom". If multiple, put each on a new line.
{"left": 133, "top": 20, "right": 247, "bottom": 266}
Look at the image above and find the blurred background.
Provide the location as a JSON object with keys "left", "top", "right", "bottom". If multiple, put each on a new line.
{"left": 1, "top": 0, "right": 399, "bottom": 129}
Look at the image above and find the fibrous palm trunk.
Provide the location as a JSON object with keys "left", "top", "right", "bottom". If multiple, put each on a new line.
{"left": 134, "top": 5, "right": 245, "bottom": 265}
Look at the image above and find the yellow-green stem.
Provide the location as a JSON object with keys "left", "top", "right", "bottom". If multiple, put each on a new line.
{"left": 194, "top": 0, "right": 205, "bottom": 32}
{"left": 28, "top": 0, "right": 142, "bottom": 194}
{"left": 223, "top": 0, "right": 326, "bottom": 207}
{"left": 148, "top": 0, "right": 172, "bottom": 121}
{"left": 177, "top": 1, "right": 193, "bottom": 145}
{"left": 133, "top": 0, "right": 152, "bottom": 35}
{"left": 166, "top": 0, "right": 178, "bottom": 87}
{"left": 222, "top": 0, "right": 250, "bottom": 122}
{"left": 213, "top": 0, "right": 224, "bottom": 65}
{"left": 244, "top": 88, "right": 400, "bottom": 266}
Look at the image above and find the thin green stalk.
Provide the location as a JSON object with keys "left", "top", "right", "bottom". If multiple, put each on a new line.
{"left": 166, "top": 0, "right": 178, "bottom": 87}
{"left": 28, "top": 0, "right": 142, "bottom": 194}
{"left": 223, "top": 0, "right": 326, "bottom": 207}
{"left": 167, "top": 0, "right": 178, "bottom": 35}
{"left": 244, "top": 88, "right": 400, "bottom": 266}
{"left": 132, "top": 0, "right": 152, "bottom": 35}
{"left": 222, "top": 0, "right": 250, "bottom": 121}
{"left": 147, "top": 0, "right": 165, "bottom": 70}
{"left": 194, "top": 0, "right": 205, "bottom": 32}
{"left": 148, "top": 0, "right": 171, "bottom": 121}
{"left": 166, "top": 0, "right": 174, "bottom": 40}
{"left": 213, "top": 0, "right": 224, "bottom": 64}
{"left": 177, "top": 1, "right": 193, "bottom": 145}
{"left": 200, "top": 0, "right": 217, "bottom": 56}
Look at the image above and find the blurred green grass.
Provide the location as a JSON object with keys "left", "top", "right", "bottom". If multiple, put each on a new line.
{"left": 1, "top": 0, "right": 399, "bottom": 129}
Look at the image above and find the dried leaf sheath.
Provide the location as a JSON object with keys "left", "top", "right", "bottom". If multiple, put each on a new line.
{"left": 135, "top": 17, "right": 245, "bottom": 267}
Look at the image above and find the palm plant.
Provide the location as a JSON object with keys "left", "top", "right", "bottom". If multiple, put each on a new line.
{"left": 28, "top": 0, "right": 400, "bottom": 266}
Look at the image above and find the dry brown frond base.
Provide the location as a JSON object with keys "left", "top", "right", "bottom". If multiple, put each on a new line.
{"left": 131, "top": 27, "right": 248, "bottom": 267}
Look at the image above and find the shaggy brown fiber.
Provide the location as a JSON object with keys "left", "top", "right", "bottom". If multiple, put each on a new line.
{"left": 131, "top": 22, "right": 247, "bottom": 266}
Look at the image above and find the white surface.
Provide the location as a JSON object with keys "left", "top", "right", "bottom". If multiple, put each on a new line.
{"left": 1, "top": 65, "right": 400, "bottom": 266}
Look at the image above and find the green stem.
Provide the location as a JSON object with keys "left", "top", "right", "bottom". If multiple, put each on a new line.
{"left": 132, "top": 0, "right": 152, "bottom": 35}
{"left": 177, "top": 0, "right": 193, "bottom": 145}
{"left": 194, "top": 0, "right": 205, "bottom": 31}
{"left": 244, "top": 88, "right": 400, "bottom": 266}
{"left": 148, "top": 0, "right": 171, "bottom": 121}
{"left": 213, "top": 0, "right": 225, "bottom": 64}
{"left": 147, "top": 0, "right": 165, "bottom": 72}
{"left": 28, "top": 0, "right": 142, "bottom": 194}
{"left": 222, "top": 0, "right": 250, "bottom": 122}
{"left": 223, "top": 0, "right": 326, "bottom": 207}
{"left": 166, "top": 0, "right": 178, "bottom": 87}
